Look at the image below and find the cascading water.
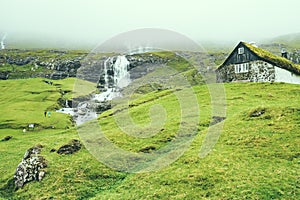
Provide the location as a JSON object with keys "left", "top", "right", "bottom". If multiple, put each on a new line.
{"left": 94, "top": 55, "right": 130, "bottom": 101}
{"left": 114, "top": 55, "right": 130, "bottom": 89}
{"left": 57, "top": 55, "right": 131, "bottom": 125}
{"left": 65, "top": 100, "right": 69, "bottom": 108}
{"left": 1, "top": 34, "right": 7, "bottom": 50}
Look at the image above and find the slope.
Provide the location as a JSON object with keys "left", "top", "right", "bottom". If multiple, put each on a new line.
{"left": 0, "top": 79, "right": 299, "bottom": 199}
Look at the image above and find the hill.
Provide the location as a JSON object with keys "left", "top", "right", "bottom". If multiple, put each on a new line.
{"left": 269, "top": 33, "right": 300, "bottom": 49}
{"left": 0, "top": 78, "right": 299, "bottom": 199}
{"left": 258, "top": 33, "right": 300, "bottom": 56}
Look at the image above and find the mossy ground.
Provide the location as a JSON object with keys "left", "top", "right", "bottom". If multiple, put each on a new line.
{"left": 0, "top": 78, "right": 299, "bottom": 199}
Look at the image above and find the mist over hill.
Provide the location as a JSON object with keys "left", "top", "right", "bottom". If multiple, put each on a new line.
{"left": 1, "top": 32, "right": 300, "bottom": 52}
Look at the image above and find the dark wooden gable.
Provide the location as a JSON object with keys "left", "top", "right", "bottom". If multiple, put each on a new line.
{"left": 221, "top": 42, "right": 260, "bottom": 67}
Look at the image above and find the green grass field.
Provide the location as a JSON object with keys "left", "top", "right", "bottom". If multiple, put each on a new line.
{"left": 0, "top": 78, "right": 299, "bottom": 199}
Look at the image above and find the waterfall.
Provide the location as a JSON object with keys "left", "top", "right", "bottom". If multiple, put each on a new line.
{"left": 95, "top": 55, "right": 130, "bottom": 101}
{"left": 65, "top": 100, "right": 69, "bottom": 108}
{"left": 57, "top": 55, "right": 131, "bottom": 125}
{"left": 1, "top": 34, "right": 7, "bottom": 50}
{"left": 103, "top": 57, "right": 110, "bottom": 89}
{"left": 113, "top": 55, "right": 130, "bottom": 89}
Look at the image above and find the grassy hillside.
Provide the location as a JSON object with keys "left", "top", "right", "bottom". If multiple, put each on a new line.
{"left": 270, "top": 33, "right": 300, "bottom": 49}
{"left": 260, "top": 33, "right": 300, "bottom": 56}
{"left": 0, "top": 78, "right": 299, "bottom": 199}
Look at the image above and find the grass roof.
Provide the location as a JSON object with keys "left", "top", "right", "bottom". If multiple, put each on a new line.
{"left": 242, "top": 42, "right": 300, "bottom": 75}
{"left": 217, "top": 42, "right": 300, "bottom": 75}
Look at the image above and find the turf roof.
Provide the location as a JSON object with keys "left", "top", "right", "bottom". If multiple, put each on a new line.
{"left": 218, "top": 42, "right": 300, "bottom": 75}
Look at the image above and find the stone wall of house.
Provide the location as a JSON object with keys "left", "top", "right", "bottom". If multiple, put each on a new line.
{"left": 249, "top": 61, "right": 276, "bottom": 82}
{"left": 216, "top": 60, "right": 276, "bottom": 83}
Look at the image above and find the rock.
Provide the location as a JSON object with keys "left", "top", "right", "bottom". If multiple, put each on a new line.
{"left": 249, "top": 108, "right": 266, "bottom": 117}
{"left": 0, "top": 71, "right": 9, "bottom": 80}
{"left": 23, "top": 146, "right": 41, "bottom": 159}
{"left": 1, "top": 136, "right": 12, "bottom": 141}
{"left": 139, "top": 146, "right": 156, "bottom": 153}
{"left": 57, "top": 139, "right": 82, "bottom": 155}
{"left": 0, "top": 49, "right": 85, "bottom": 80}
{"left": 210, "top": 116, "right": 226, "bottom": 125}
{"left": 14, "top": 145, "right": 47, "bottom": 189}
{"left": 96, "top": 101, "right": 112, "bottom": 113}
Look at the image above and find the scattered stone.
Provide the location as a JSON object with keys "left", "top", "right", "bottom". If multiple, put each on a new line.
{"left": 14, "top": 145, "right": 47, "bottom": 189}
{"left": 249, "top": 108, "right": 266, "bottom": 117}
{"left": 1, "top": 136, "right": 12, "bottom": 141}
{"left": 57, "top": 139, "right": 82, "bottom": 155}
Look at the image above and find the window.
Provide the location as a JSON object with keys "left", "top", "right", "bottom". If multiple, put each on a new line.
{"left": 238, "top": 47, "right": 244, "bottom": 54}
{"left": 234, "top": 63, "right": 249, "bottom": 73}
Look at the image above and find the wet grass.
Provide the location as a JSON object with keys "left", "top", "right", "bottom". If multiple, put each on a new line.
{"left": 0, "top": 79, "right": 299, "bottom": 199}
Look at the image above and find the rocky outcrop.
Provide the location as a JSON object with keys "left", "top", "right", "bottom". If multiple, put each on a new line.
{"left": 14, "top": 145, "right": 47, "bottom": 189}
{"left": 7, "top": 56, "right": 34, "bottom": 66}
{"left": 126, "top": 54, "right": 170, "bottom": 69}
{"left": 126, "top": 54, "right": 170, "bottom": 79}
{"left": 77, "top": 53, "right": 171, "bottom": 88}
{"left": 0, "top": 49, "right": 85, "bottom": 80}
{"left": 39, "top": 59, "right": 81, "bottom": 79}
{"left": 0, "top": 49, "right": 215, "bottom": 81}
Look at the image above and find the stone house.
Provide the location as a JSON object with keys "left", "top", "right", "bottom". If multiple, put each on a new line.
{"left": 216, "top": 42, "right": 300, "bottom": 84}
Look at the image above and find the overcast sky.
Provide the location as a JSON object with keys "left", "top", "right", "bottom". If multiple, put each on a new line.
{"left": 0, "top": 0, "right": 299, "bottom": 48}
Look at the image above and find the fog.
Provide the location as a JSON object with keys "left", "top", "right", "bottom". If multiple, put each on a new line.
{"left": 0, "top": 0, "right": 299, "bottom": 49}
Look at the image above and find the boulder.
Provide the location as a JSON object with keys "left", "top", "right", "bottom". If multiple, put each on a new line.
{"left": 14, "top": 146, "right": 47, "bottom": 189}
{"left": 57, "top": 139, "right": 82, "bottom": 155}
